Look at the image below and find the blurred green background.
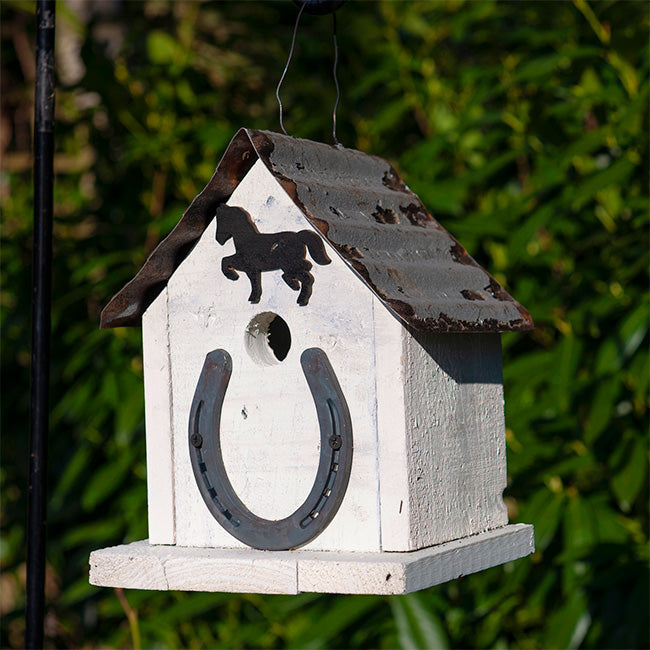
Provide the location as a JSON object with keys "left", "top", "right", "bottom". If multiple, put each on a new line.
{"left": 1, "top": 0, "right": 648, "bottom": 648}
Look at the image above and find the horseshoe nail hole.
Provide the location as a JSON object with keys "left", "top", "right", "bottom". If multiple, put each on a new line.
{"left": 245, "top": 312, "right": 291, "bottom": 365}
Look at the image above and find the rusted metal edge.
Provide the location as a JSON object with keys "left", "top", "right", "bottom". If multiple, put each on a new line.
{"left": 100, "top": 128, "right": 534, "bottom": 332}
{"left": 100, "top": 129, "right": 258, "bottom": 328}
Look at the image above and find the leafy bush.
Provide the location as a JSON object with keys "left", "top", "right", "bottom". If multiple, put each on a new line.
{"left": 1, "top": 1, "right": 647, "bottom": 648}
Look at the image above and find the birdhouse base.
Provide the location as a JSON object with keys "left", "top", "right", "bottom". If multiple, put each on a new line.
{"left": 89, "top": 524, "right": 533, "bottom": 595}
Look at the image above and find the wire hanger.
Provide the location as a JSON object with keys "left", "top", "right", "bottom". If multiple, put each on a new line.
{"left": 276, "top": 0, "right": 346, "bottom": 146}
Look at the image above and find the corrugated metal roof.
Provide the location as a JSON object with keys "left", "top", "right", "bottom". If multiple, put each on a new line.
{"left": 101, "top": 128, "right": 533, "bottom": 332}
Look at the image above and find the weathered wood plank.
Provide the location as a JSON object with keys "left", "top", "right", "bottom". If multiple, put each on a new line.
{"left": 164, "top": 548, "right": 298, "bottom": 594}
{"left": 89, "top": 541, "right": 298, "bottom": 594}
{"left": 89, "top": 525, "right": 534, "bottom": 594}
{"left": 373, "top": 300, "right": 411, "bottom": 551}
{"left": 142, "top": 287, "right": 175, "bottom": 544}
{"left": 402, "top": 330, "right": 509, "bottom": 549}
{"left": 403, "top": 523, "right": 534, "bottom": 593}
{"left": 89, "top": 541, "right": 170, "bottom": 590}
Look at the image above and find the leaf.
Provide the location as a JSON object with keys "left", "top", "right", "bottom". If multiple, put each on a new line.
{"left": 607, "top": 51, "right": 639, "bottom": 97}
{"left": 62, "top": 519, "right": 123, "bottom": 547}
{"left": 397, "top": 593, "right": 449, "bottom": 650}
{"left": 513, "top": 53, "right": 566, "bottom": 83}
{"left": 591, "top": 497, "right": 631, "bottom": 545}
{"left": 563, "top": 494, "right": 597, "bottom": 557}
{"left": 391, "top": 594, "right": 449, "bottom": 650}
{"left": 611, "top": 437, "right": 648, "bottom": 507}
{"left": 288, "top": 597, "right": 382, "bottom": 649}
{"left": 595, "top": 303, "right": 649, "bottom": 376}
{"left": 542, "top": 590, "right": 591, "bottom": 649}
{"left": 583, "top": 375, "right": 621, "bottom": 445}
{"left": 571, "top": 158, "right": 637, "bottom": 211}
{"left": 619, "top": 303, "right": 649, "bottom": 359}
{"left": 519, "top": 489, "right": 565, "bottom": 552}
{"left": 50, "top": 444, "right": 93, "bottom": 512}
{"left": 60, "top": 576, "right": 96, "bottom": 606}
{"left": 81, "top": 453, "right": 133, "bottom": 511}
{"left": 392, "top": 598, "right": 419, "bottom": 650}
{"left": 552, "top": 335, "right": 582, "bottom": 412}
{"left": 147, "top": 30, "right": 179, "bottom": 65}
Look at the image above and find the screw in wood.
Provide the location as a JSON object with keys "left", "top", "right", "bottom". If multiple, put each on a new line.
{"left": 329, "top": 434, "right": 342, "bottom": 450}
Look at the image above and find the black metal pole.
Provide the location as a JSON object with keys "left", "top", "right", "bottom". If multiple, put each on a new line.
{"left": 26, "top": 1, "right": 55, "bottom": 647}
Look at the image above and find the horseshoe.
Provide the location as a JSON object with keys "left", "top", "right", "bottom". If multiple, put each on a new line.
{"left": 188, "top": 348, "right": 353, "bottom": 550}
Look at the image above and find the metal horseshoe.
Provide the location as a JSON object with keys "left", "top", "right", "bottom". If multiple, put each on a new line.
{"left": 188, "top": 347, "right": 353, "bottom": 550}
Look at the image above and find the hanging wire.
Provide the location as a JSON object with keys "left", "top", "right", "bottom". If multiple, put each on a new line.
{"left": 277, "top": 2, "right": 344, "bottom": 144}
{"left": 331, "top": 12, "right": 341, "bottom": 146}
{"left": 276, "top": 2, "right": 306, "bottom": 136}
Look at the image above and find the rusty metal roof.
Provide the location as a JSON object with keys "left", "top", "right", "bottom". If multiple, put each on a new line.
{"left": 101, "top": 128, "right": 533, "bottom": 332}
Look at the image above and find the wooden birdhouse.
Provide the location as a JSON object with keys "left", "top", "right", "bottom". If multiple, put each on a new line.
{"left": 89, "top": 129, "right": 535, "bottom": 595}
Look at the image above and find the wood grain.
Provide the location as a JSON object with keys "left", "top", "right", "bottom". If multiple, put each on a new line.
{"left": 142, "top": 286, "right": 175, "bottom": 544}
{"left": 400, "top": 330, "right": 509, "bottom": 549}
{"left": 89, "top": 524, "right": 534, "bottom": 594}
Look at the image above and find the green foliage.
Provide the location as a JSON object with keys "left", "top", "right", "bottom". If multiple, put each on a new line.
{"left": 1, "top": 1, "right": 647, "bottom": 648}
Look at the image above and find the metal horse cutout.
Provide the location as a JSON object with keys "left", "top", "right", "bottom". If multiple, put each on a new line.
{"left": 215, "top": 205, "right": 331, "bottom": 306}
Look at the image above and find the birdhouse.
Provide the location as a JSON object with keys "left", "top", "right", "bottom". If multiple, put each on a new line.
{"left": 89, "top": 129, "right": 535, "bottom": 595}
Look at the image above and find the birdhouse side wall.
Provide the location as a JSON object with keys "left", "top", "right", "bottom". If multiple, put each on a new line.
{"left": 399, "top": 330, "right": 509, "bottom": 551}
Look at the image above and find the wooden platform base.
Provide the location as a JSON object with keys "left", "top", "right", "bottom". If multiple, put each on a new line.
{"left": 89, "top": 524, "right": 534, "bottom": 595}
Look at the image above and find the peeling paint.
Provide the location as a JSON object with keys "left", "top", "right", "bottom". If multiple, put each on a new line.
{"left": 372, "top": 205, "right": 399, "bottom": 225}
{"left": 484, "top": 277, "right": 510, "bottom": 301}
{"left": 461, "top": 290, "right": 486, "bottom": 301}
{"left": 399, "top": 203, "right": 435, "bottom": 228}
{"left": 101, "top": 128, "right": 534, "bottom": 334}
{"left": 339, "top": 244, "right": 365, "bottom": 259}
{"left": 382, "top": 167, "right": 407, "bottom": 192}
{"left": 450, "top": 242, "right": 477, "bottom": 266}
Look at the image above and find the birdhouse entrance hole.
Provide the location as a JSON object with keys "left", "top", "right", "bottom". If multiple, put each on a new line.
{"left": 245, "top": 312, "right": 291, "bottom": 365}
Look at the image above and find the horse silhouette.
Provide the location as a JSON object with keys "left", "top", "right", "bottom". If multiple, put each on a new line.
{"left": 215, "top": 205, "right": 331, "bottom": 306}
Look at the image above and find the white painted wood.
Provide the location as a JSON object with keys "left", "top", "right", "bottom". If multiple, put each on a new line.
{"left": 89, "top": 540, "right": 298, "bottom": 594}
{"left": 142, "top": 287, "right": 175, "bottom": 544}
{"left": 89, "top": 540, "right": 170, "bottom": 590}
{"left": 89, "top": 524, "right": 534, "bottom": 595}
{"left": 164, "top": 548, "right": 297, "bottom": 594}
{"left": 373, "top": 300, "right": 411, "bottom": 551}
{"left": 401, "top": 331, "right": 509, "bottom": 549}
{"left": 373, "top": 317, "right": 510, "bottom": 553}
{"left": 298, "top": 552, "right": 410, "bottom": 595}
{"left": 299, "top": 524, "right": 534, "bottom": 594}
{"left": 402, "top": 524, "right": 533, "bottom": 594}
{"left": 165, "top": 160, "right": 382, "bottom": 552}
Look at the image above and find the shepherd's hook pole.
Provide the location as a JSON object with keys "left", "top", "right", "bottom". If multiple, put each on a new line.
{"left": 26, "top": 1, "right": 55, "bottom": 647}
